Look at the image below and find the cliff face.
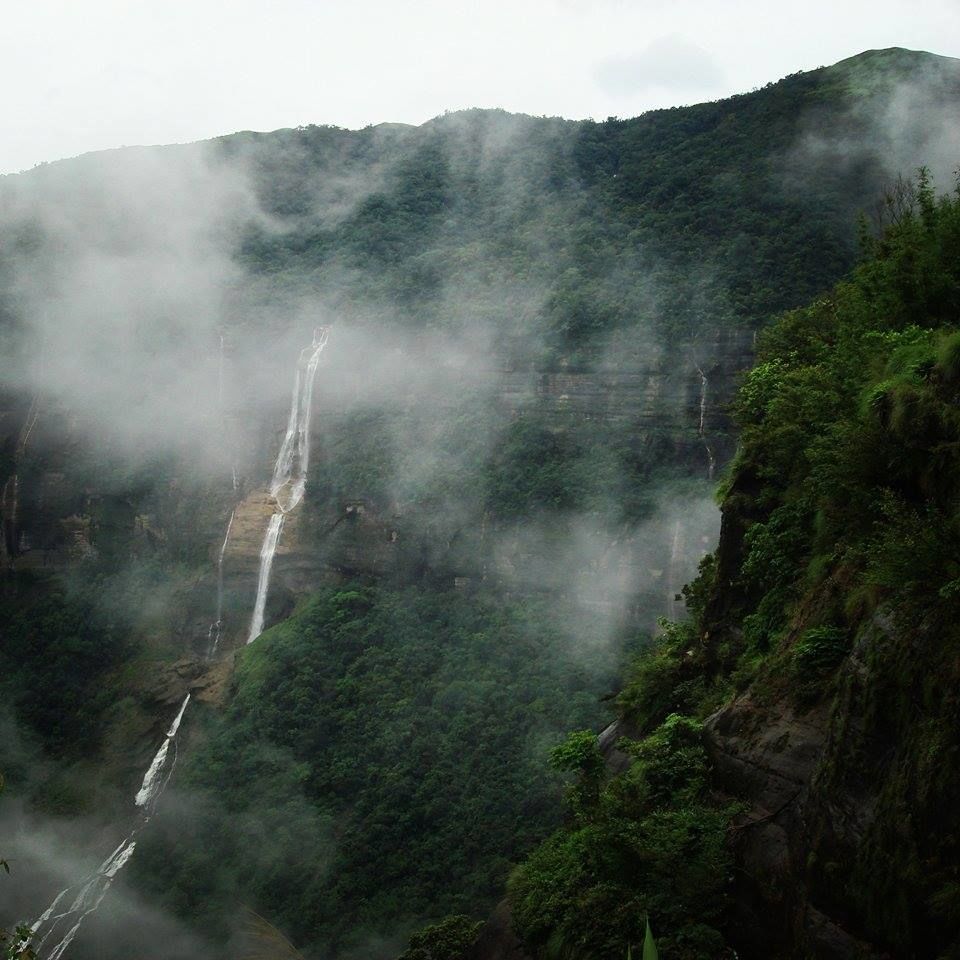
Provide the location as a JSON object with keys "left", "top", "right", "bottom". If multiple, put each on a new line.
{"left": 3, "top": 327, "right": 742, "bottom": 656}
{"left": 701, "top": 550, "right": 960, "bottom": 959}
{"left": 687, "top": 181, "right": 960, "bottom": 958}
{"left": 0, "top": 326, "right": 751, "bottom": 592}
{"left": 223, "top": 330, "right": 749, "bottom": 645}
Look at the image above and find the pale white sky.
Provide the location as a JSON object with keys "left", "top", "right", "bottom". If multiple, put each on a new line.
{"left": 2, "top": 0, "right": 958, "bottom": 174}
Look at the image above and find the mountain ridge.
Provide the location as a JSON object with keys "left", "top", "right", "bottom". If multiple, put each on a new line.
{"left": 5, "top": 46, "right": 958, "bottom": 180}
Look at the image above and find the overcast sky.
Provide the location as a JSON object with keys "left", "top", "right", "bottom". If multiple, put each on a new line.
{"left": 2, "top": 0, "right": 958, "bottom": 175}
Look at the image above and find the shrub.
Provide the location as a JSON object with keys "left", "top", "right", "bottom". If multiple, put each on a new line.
{"left": 790, "top": 626, "right": 849, "bottom": 702}
{"left": 398, "top": 915, "right": 483, "bottom": 960}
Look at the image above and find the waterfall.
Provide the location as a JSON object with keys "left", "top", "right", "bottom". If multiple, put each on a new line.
{"left": 207, "top": 508, "right": 236, "bottom": 656}
{"left": 271, "top": 328, "right": 328, "bottom": 513}
{"left": 25, "top": 501, "right": 233, "bottom": 956}
{"left": 27, "top": 692, "right": 188, "bottom": 959}
{"left": 134, "top": 694, "right": 191, "bottom": 808}
{"left": 24, "top": 328, "right": 329, "bottom": 957}
{"left": 246, "top": 513, "right": 285, "bottom": 644}
{"left": 246, "top": 328, "right": 329, "bottom": 645}
{"left": 696, "top": 366, "right": 707, "bottom": 437}
{"left": 32, "top": 839, "right": 138, "bottom": 960}
{"left": 694, "top": 363, "right": 716, "bottom": 481}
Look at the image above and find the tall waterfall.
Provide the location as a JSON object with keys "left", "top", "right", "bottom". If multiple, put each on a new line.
{"left": 24, "top": 328, "right": 329, "bottom": 956}
{"left": 246, "top": 328, "right": 329, "bottom": 644}
{"left": 247, "top": 512, "right": 285, "bottom": 643}
{"left": 20, "top": 331, "right": 327, "bottom": 957}
{"left": 33, "top": 839, "right": 138, "bottom": 960}
{"left": 134, "top": 694, "right": 191, "bottom": 809}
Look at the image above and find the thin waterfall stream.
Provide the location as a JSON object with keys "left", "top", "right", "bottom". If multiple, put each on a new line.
{"left": 694, "top": 363, "right": 716, "bottom": 481}
{"left": 24, "top": 328, "right": 329, "bottom": 958}
{"left": 207, "top": 508, "right": 236, "bottom": 656}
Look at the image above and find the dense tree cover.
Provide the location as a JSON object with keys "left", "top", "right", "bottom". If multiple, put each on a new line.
{"left": 712, "top": 167, "right": 960, "bottom": 686}
{"left": 131, "top": 584, "right": 616, "bottom": 958}
{"left": 396, "top": 915, "right": 482, "bottom": 960}
{"left": 507, "top": 611, "right": 738, "bottom": 959}
{"left": 0, "top": 572, "right": 130, "bottom": 759}
{"left": 228, "top": 50, "right": 959, "bottom": 353}
{"left": 507, "top": 169, "right": 960, "bottom": 958}
{"left": 702, "top": 169, "right": 960, "bottom": 956}
{"left": 509, "top": 716, "right": 735, "bottom": 960}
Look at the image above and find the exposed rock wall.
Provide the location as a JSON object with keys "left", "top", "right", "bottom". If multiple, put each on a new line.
{"left": 700, "top": 590, "right": 960, "bottom": 957}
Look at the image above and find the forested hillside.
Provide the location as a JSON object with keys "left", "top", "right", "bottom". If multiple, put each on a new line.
{"left": 504, "top": 171, "right": 960, "bottom": 959}
{"left": 0, "top": 46, "right": 958, "bottom": 960}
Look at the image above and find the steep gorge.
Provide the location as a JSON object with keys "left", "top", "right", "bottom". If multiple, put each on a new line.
{"left": 1, "top": 46, "right": 959, "bottom": 960}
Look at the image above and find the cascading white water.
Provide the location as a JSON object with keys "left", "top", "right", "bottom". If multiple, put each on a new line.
{"left": 27, "top": 688, "right": 184, "bottom": 960}
{"left": 24, "top": 328, "right": 329, "bottom": 957}
{"left": 34, "top": 840, "right": 138, "bottom": 960}
{"left": 246, "top": 328, "right": 329, "bottom": 645}
{"left": 271, "top": 328, "right": 328, "bottom": 513}
{"left": 26, "top": 520, "right": 238, "bottom": 956}
{"left": 696, "top": 366, "right": 707, "bottom": 436}
{"left": 666, "top": 519, "right": 685, "bottom": 615}
{"left": 246, "top": 513, "right": 285, "bottom": 644}
{"left": 28, "top": 691, "right": 193, "bottom": 957}
{"left": 135, "top": 693, "right": 191, "bottom": 808}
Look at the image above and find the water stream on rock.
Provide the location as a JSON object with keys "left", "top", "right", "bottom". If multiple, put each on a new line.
{"left": 207, "top": 508, "right": 236, "bottom": 656}
{"left": 247, "top": 327, "right": 329, "bottom": 644}
{"left": 25, "top": 328, "right": 329, "bottom": 958}
{"left": 28, "top": 694, "right": 191, "bottom": 960}
{"left": 666, "top": 518, "right": 685, "bottom": 616}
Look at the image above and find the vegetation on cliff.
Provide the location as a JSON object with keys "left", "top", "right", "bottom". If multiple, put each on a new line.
{"left": 507, "top": 170, "right": 960, "bottom": 958}
{"left": 131, "top": 584, "right": 614, "bottom": 957}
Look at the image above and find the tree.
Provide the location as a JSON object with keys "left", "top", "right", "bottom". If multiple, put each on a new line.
{"left": 1, "top": 774, "right": 35, "bottom": 960}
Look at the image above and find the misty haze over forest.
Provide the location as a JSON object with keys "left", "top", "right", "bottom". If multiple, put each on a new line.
{"left": 1, "top": 35, "right": 960, "bottom": 960}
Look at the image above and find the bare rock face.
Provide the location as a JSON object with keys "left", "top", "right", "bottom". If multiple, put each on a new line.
{"left": 598, "top": 717, "right": 636, "bottom": 774}
{"left": 137, "top": 656, "right": 234, "bottom": 708}
{"left": 706, "top": 692, "right": 830, "bottom": 815}
{"left": 701, "top": 616, "right": 920, "bottom": 959}
{"left": 704, "top": 693, "right": 843, "bottom": 957}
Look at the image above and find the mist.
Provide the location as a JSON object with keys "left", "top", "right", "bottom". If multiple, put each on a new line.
{"left": 785, "top": 53, "right": 960, "bottom": 207}
{"left": 0, "top": 86, "right": 836, "bottom": 958}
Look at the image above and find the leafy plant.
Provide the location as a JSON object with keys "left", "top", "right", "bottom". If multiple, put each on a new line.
{"left": 398, "top": 915, "right": 482, "bottom": 960}
{"left": 790, "top": 626, "right": 849, "bottom": 702}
